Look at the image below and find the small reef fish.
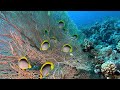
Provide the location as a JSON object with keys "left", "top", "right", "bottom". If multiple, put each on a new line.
{"left": 58, "top": 20, "right": 65, "bottom": 29}
{"left": 40, "top": 61, "right": 54, "bottom": 79}
{"left": 62, "top": 44, "right": 72, "bottom": 53}
{"left": 18, "top": 57, "right": 32, "bottom": 70}
{"left": 40, "top": 40, "right": 50, "bottom": 51}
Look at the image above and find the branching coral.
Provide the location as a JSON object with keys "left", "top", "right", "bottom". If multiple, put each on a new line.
{"left": 101, "top": 61, "right": 117, "bottom": 79}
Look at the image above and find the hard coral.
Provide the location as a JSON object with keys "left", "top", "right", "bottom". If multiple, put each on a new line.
{"left": 81, "top": 39, "right": 94, "bottom": 52}
{"left": 101, "top": 61, "right": 116, "bottom": 78}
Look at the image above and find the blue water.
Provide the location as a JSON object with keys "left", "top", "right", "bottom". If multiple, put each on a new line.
{"left": 67, "top": 11, "right": 120, "bottom": 28}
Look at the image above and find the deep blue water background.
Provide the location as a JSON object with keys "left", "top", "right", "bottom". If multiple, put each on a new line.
{"left": 67, "top": 11, "right": 120, "bottom": 28}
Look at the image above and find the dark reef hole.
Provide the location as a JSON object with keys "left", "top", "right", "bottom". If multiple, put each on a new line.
{"left": 44, "top": 30, "right": 48, "bottom": 35}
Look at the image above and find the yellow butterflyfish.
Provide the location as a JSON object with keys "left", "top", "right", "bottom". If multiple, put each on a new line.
{"left": 18, "top": 56, "right": 32, "bottom": 70}
{"left": 40, "top": 61, "right": 54, "bottom": 79}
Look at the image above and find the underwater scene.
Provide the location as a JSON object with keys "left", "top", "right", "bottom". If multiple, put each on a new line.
{"left": 1, "top": 11, "right": 120, "bottom": 79}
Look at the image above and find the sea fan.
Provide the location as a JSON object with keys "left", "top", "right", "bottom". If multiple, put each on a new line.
{"left": 0, "top": 11, "right": 91, "bottom": 79}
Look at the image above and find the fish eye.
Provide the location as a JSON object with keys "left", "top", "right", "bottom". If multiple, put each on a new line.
{"left": 62, "top": 44, "right": 73, "bottom": 53}
{"left": 58, "top": 20, "right": 65, "bottom": 29}
{"left": 40, "top": 40, "right": 50, "bottom": 51}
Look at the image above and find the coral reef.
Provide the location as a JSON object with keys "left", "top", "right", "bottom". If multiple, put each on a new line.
{"left": 1, "top": 11, "right": 120, "bottom": 79}
{"left": 80, "top": 17, "right": 120, "bottom": 79}
{"left": 0, "top": 11, "right": 89, "bottom": 79}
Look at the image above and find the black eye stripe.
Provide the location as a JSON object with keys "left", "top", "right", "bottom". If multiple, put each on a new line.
{"left": 59, "top": 21, "right": 64, "bottom": 24}
{"left": 64, "top": 45, "right": 71, "bottom": 48}
{"left": 43, "top": 42, "right": 49, "bottom": 44}
{"left": 43, "top": 64, "right": 51, "bottom": 69}
{"left": 20, "top": 59, "right": 27, "bottom": 62}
